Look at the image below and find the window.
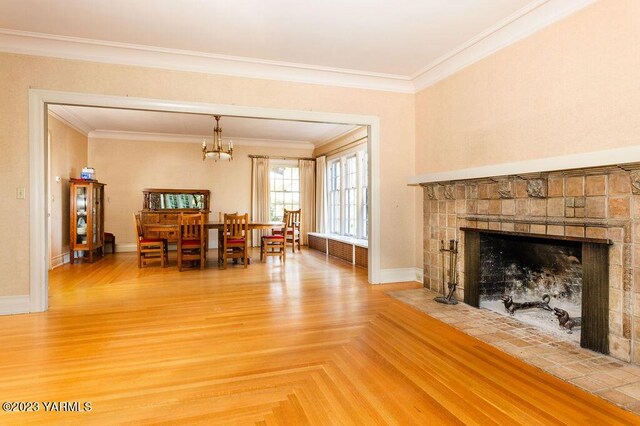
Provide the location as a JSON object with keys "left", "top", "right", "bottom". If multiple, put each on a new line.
{"left": 326, "top": 146, "right": 368, "bottom": 239}
{"left": 269, "top": 164, "right": 300, "bottom": 221}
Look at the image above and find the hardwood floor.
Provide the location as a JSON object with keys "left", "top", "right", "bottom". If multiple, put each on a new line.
{"left": 0, "top": 249, "right": 637, "bottom": 424}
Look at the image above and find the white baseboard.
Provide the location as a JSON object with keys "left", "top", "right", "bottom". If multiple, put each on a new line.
{"left": 378, "top": 268, "right": 422, "bottom": 284}
{"left": 414, "top": 267, "right": 424, "bottom": 284}
{"left": 49, "top": 252, "right": 70, "bottom": 269}
{"left": 115, "top": 243, "right": 137, "bottom": 253}
{"left": 0, "top": 295, "right": 31, "bottom": 315}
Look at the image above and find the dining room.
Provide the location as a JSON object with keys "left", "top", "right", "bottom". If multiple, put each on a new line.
{"left": 47, "top": 104, "right": 368, "bottom": 272}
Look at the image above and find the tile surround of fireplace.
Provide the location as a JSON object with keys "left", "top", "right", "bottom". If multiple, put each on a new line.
{"left": 422, "top": 167, "right": 640, "bottom": 363}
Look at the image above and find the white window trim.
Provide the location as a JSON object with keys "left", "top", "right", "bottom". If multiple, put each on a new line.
{"left": 326, "top": 144, "right": 368, "bottom": 241}
{"left": 327, "top": 158, "right": 340, "bottom": 235}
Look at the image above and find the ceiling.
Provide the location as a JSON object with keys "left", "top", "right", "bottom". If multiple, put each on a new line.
{"left": 0, "top": 0, "right": 532, "bottom": 76}
{"left": 0, "top": 1, "right": 594, "bottom": 91}
{"left": 48, "top": 105, "right": 359, "bottom": 147}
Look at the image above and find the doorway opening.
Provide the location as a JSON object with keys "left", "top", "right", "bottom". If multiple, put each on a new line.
{"left": 29, "top": 89, "right": 381, "bottom": 312}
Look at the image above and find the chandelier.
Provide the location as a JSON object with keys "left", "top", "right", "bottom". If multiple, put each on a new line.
{"left": 202, "top": 115, "right": 233, "bottom": 161}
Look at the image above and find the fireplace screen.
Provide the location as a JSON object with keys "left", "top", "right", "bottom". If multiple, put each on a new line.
{"left": 479, "top": 233, "right": 582, "bottom": 342}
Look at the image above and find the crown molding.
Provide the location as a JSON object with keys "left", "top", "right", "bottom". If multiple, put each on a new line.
{"left": 413, "top": 0, "right": 596, "bottom": 91}
{"left": 47, "top": 106, "right": 92, "bottom": 135}
{"left": 0, "top": 28, "right": 414, "bottom": 94}
{"left": 89, "top": 129, "right": 315, "bottom": 149}
{"left": 0, "top": 0, "right": 594, "bottom": 95}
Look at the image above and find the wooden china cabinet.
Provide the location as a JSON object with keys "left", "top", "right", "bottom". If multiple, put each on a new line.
{"left": 69, "top": 179, "right": 106, "bottom": 263}
{"left": 140, "top": 188, "right": 210, "bottom": 243}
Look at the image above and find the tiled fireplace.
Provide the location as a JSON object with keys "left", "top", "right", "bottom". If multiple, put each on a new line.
{"left": 422, "top": 166, "right": 640, "bottom": 363}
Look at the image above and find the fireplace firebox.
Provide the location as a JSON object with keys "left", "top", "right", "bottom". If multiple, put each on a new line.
{"left": 462, "top": 228, "right": 610, "bottom": 354}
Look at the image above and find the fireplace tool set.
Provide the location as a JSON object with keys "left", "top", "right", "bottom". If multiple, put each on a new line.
{"left": 435, "top": 240, "right": 459, "bottom": 305}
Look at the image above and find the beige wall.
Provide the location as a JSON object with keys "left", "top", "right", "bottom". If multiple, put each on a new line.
{"left": 0, "top": 51, "right": 415, "bottom": 296}
{"left": 414, "top": 0, "right": 640, "bottom": 269}
{"left": 415, "top": 1, "right": 640, "bottom": 174}
{"left": 47, "top": 115, "right": 88, "bottom": 266}
{"left": 88, "top": 138, "right": 313, "bottom": 246}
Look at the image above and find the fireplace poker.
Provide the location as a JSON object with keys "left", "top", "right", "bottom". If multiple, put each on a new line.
{"left": 435, "top": 239, "right": 459, "bottom": 305}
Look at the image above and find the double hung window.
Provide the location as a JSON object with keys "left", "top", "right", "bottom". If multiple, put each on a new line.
{"left": 326, "top": 146, "right": 368, "bottom": 239}
{"left": 269, "top": 163, "right": 300, "bottom": 221}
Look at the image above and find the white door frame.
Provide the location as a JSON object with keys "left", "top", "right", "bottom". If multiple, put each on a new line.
{"left": 29, "top": 89, "right": 382, "bottom": 312}
{"left": 46, "top": 130, "right": 52, "bottom": 270}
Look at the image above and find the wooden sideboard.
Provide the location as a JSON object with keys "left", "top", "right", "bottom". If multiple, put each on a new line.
{"left": 141, "top": 188, "right": 210, "bottom": 243}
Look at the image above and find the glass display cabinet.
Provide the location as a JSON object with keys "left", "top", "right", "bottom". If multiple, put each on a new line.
{"left": 69, "top": 179, "right": 106, "bottom": 263}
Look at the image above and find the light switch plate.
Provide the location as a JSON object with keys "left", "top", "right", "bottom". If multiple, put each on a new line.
{"left": 16, "top": 187, "right": 26, "bottom": 199}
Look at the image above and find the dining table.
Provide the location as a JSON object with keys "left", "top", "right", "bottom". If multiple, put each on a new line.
{"left": 142, "top": 220, "right": 285, "bottom": 265}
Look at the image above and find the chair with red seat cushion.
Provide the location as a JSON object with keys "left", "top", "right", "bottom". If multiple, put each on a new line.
{"left": 133, "top": 212, "right": 167, "bottom": 268}
{"left": 221, "top": 213, "right": 249, "bottom": 269}
{"left": 261, "top": 211, "right": 287, "bottom": 263}
{"left": 178, "top": 212, "right": 206, "bottom": 271}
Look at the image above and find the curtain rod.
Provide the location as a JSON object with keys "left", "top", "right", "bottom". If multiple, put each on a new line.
{"left": 248, "top": 155, "right": 315, "bottom": 161}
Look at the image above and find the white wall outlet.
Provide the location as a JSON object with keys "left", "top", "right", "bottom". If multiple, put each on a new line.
{"left": 16, "top": 187, "right": 26, "bottom": 199}
{"left": 55, "top": 176, "right": 61, "bottom": 183}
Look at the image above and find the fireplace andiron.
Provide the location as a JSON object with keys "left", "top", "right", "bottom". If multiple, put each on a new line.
{"left": 435, "top": 239, "right": 459, "bottom": 305}
{"left": 553, "top": 307, "right": 581, "bottom": 333}
{"left": 501, "top": 294, "right": 552, "bottom": 315}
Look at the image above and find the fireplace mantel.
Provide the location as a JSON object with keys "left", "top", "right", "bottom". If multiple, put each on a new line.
{"left": 408, "top": 145, "right": 640, "bottom": 186}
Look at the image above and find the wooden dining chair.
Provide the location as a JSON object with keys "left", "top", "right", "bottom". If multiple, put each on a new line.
{"left": 177, "top": 212, "right": 206, "bottom": 271}
{"left": 217, "top": 211, "right": 238, "bottom": 253}
{"left": 261, "top": 211, "right": 288, "bottom": 263}
{"left": 283, "top": 208, "right": 301, "bottom": 253}
{"left": 133, "top": 212, "right": 167, "bottom": 268}
{"left": 221, "top": 213, "right": 249, "bottom": 269}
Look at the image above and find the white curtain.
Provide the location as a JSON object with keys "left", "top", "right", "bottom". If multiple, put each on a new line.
{"left": 315, "top": 156, "right": 327, "bottom": 234}
{"left": 299, "top": 159, "right": 315, "bottom": 245}
{"left": 251, "top": 157, "right": 270, "bottom": 247}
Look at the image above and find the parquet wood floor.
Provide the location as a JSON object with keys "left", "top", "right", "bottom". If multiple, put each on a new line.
{"left": 0, "top": 249, "right": 637, "bottom": 424}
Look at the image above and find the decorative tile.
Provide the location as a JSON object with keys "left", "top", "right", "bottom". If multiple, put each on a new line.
{"left": 547, "top": 198, "right": 565, "bottom": 217}
{"left": 566, "top": 176, "right": 585, "bottom": 196}
{"left": 527, "top": 179, "right": 547, "bottom": 198}
{"left": 444, "top": 185, "right": 455, "bottom": 200}
{"left": 586, "top": 175, "right": 607, "bottom": 196}
{"left": 498, "top": 180, "right": 514, "bottom": 199}
{"left": 609, "top": 196, "right": 631, "bottom": 219}
{"left": 548, "top": 177, "right": 564, "bottom": 197}
{"left": 585, "top": 197, "right": 607, "bottom": 218}
{"left": 609, "top": 173, "right": 632, "bottom": 195}
{"left": 426, "top": 185, "right": 436, "bottom": 200}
